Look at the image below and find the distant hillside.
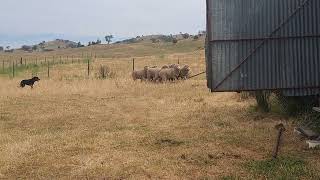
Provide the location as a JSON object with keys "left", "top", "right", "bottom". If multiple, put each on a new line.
{"left": 115, "top": 32, "right": 206, "bottom": 44}
{"left": 11, "top": 39, "right": 81, "bottom": 53}
{"left": 35, "top": 39, "right": 79, "bottom": 51}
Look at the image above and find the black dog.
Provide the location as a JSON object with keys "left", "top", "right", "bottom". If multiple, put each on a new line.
{"left": 20, "top": 77, "right": 40, "bottom": 89}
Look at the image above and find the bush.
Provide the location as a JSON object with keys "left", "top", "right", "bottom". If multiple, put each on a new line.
{"left": 182, "top": 33, "right": 190, "bottom": 39}
{"left": 172, "top": 38, "right": 178, "bottom": 44}
{"left": 97, "top": 65, "right": 115, "bottom": 79}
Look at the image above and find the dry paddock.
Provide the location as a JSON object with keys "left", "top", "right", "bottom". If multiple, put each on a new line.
{"left": 0, "top": 56, "right": 320, "bottom": 179}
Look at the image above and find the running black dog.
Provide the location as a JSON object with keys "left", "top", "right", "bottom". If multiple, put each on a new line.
{"left": 20, "top": 77, "right": 40, "bottom": 89}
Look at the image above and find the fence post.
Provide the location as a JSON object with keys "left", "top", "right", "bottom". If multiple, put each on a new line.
{"left": 72, "top": 56, "right": 74, "bottom": 64}
{"left": 67, "top": 56, "right": 68, "bottom": 62}
{"left": 87, "top": 58, "right": 90, "bottom": 77}
{"left": 53, "top": 56, "right": 55, "bottom": 65}
{"left": 12, "top": 61, "right": 15, "bottom": 78}
{"left": 47, "top": 60, "right": 50, "bottom": 78}
{"left": 20, "top": 57, "right": 23, "bottom": 65}
{"left": 60, "top": 56, "right": 62, "bottom": 64}
{"left": 36, "top": 57, "right": 38, "bottom": 65}
{"left": 2, "top": 60, "right": 4, "bottom": 71}
{"left": 178, "top": 58, "right": 180, "bottom": 64}
{"left": 132, "top": 58, "right": 135, "bottom": 71}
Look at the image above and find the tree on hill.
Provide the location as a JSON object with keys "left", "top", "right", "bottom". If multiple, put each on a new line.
{"left": 105, "top": 35, "right": 114, "bottom": 44}
{"left": 21, "top": 45, "right": 32, "bottom": 51}
{"left": 0, "top": 46, "right": 3, "bottom": 51}
{"left": 77, "top": 42, "right": 84, "bottom": 48}
{"left": 32, "top": 45, "right": 38, "bottom": 51}
{"left": 6, "top": 46, "right": 10, "bottom": 50}
{"left": 172, "top": 38, "right": 178, "bottom": 44}
{"left": 182, "top": 33, "right": 190, "bottom": 39}
{"left": 96, "top": 39, "right": 102, "bottom": 44}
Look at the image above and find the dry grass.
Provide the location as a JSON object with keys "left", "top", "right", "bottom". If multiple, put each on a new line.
{"left": 1, "top": 42, "right": 320, "bottom": 179}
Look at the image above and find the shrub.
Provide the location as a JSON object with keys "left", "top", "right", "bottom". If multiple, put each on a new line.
{"left": 172, "top": 38, "right": 178, "bottom": 44}
{"left": 182, "top": 33, "right": 190, "bottom": 39}
{"left": 97, "top": 65, "right": 115, "bottom": 79}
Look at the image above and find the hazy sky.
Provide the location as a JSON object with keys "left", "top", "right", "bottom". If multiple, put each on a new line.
{"left": 0, "top": 0, "right": 206, "bottom": 37}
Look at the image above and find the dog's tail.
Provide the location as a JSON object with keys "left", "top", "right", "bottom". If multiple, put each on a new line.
{"left": 20, "top": 81, "right": 25, "bottom": 88}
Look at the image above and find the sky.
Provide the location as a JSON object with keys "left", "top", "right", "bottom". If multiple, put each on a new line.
{"left": 0, "top": 0, "right": 206, "bottom": 47}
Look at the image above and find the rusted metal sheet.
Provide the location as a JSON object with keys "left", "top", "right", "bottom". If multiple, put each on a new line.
{"left": 206, "top": 0, "right": 320, "bottom": 96}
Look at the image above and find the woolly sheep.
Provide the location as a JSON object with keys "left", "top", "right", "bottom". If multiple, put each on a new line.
{"left": 179, "top": 65, "right": 191, "bottom": 79}
{"left": 158, "top": 66, "right": 180, "bottom": 82}
{"left": 147, "top": 67, "right": 162, "bottom": 82}
{"left": 132, "top": 66, "right": 148, "bottom": 81}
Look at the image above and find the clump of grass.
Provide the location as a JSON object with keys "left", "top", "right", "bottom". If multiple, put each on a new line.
{"left": 155, "top": 138, "right": 184, "bottom": 147}
{"left": 245, "top": 156, "right": 314, "bottom": 179}
{"left": 255, "top": 91, "right": 271, "bottom": 113}
{"left": 96, "top": 65, "right": 116, "bottom": 79}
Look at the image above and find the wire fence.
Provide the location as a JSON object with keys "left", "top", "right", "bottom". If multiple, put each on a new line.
{"left": 0, "top": 53, "right": 206, "bottom": 80}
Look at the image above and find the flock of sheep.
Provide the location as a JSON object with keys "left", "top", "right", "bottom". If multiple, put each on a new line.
{"left": 132, "top": 64, "right": 191, "bottom": 82}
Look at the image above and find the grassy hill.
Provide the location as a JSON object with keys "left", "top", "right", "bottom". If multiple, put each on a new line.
{"left": 0, "top": 37, "right": 205, "bottom": 60}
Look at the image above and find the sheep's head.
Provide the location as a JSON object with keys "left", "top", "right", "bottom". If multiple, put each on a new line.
{"left": 180, "top": 65, "right": 191, "bottom": 77}
{"left": 173, "top": 66, "right": 181, "bottom": 77}
{"left": 161, "top": 65, "right": 169, "bottom": 69}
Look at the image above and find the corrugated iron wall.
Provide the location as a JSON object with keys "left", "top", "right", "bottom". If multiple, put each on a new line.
{"left": 206, "top": 0, "right": 320, "bottom": 96}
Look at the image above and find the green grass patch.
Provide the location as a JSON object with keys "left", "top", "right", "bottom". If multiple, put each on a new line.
{"left": 245, "top": 156, "right": 316, "bottom": 179}
{"left": 0, "top": 58, "right": 90, "bottom": 78}
{"left": 0, "top": 63, "right": 41, "bottom": 77}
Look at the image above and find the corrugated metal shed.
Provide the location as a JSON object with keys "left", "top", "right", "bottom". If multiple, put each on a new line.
{"left": 206, "top": 0, "right": 320, "bottom": 96}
